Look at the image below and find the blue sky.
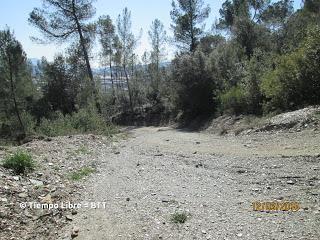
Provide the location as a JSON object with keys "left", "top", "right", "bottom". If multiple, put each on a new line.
{"left": 0, "top": 0, "right": 303, "bottom": 65}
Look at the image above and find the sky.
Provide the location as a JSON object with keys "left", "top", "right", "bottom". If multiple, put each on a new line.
{"left": 0, "top": 0, "right": 303, "bottom": 66}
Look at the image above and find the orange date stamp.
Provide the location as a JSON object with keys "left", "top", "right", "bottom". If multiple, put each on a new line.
{"left": 252, "top": 201, "right": 300, "bottom": 212}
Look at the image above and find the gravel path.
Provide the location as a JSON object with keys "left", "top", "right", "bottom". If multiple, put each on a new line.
{"left": 59, "top": 127, "right": 320, "bottom": 240}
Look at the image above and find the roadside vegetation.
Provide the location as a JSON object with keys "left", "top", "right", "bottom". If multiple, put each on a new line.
{"left": 1, "top": 0, "right": 319, "bottom": 143}
{"left": 2, "top": 151, "right": 35, "bottom": 174}
{"left": 171, "top": 212, "right": 189, "bottom": 224}
{"left": 69, "top": 167, "right": 96, "bottom": 181}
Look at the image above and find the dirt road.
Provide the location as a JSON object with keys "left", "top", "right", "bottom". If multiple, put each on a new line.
{"left": 59, "top": 127, "right": 320, "bottom": 240}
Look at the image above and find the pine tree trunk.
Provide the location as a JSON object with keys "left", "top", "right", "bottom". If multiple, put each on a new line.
{"left": 72, "top": 0, "right": 101, "bottom": 113}
{"left": 8, "top": 59, "right": 24, "bottom": 133}
{"left": 123, "top": 65, "right": 134, "bottom": 113}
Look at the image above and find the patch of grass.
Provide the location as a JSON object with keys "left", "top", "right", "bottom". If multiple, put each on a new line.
{"left": 2, "top": 151, "right": 35, "bottom": 175}
{"left": 69, "top": 167, "right": 95, "bottom": 181}
{"left": 171, "top": 212, "right": 188, "bottom": 224}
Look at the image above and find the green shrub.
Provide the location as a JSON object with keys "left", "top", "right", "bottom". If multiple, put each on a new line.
{"left": 0, "top": 112, "right": 37, "bottom": 138}
{"left": 242, "top": 50, "right": 271, "bottom": 115}
{"left": 70, "top": 107, "right": 106, "bottom": 133}
{"left": 170, "top": 51, "right": 216, "bottom": 119}
{"left": 171, "top": 212, "right": 188, "bottom": 224}
{"left": 21, "top": 112, "right": 37, "bottom": 136}
{"left": 260, "top": 68, "right": 286, "bottom": 112}
{"left": 37, "top": 105, "right": 118, "bottom": 137}
{"left": 2, "top": 151, "right": 35, "bottom": 174}
{"left": 37, "top": 111, "right": 75, "bottom": 137}
{"left": 261, "top": 26, "right": 320, "bottom": 113}
{"left": 261, "top": 51, "right": 302, "bottom": 112}
{"left": 219, "top": 85, "right": 248, "bottom": 115}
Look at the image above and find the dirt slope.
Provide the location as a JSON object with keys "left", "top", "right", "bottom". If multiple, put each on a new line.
{"left": 58, "top": 127, "right": 320, "bottom": 240}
